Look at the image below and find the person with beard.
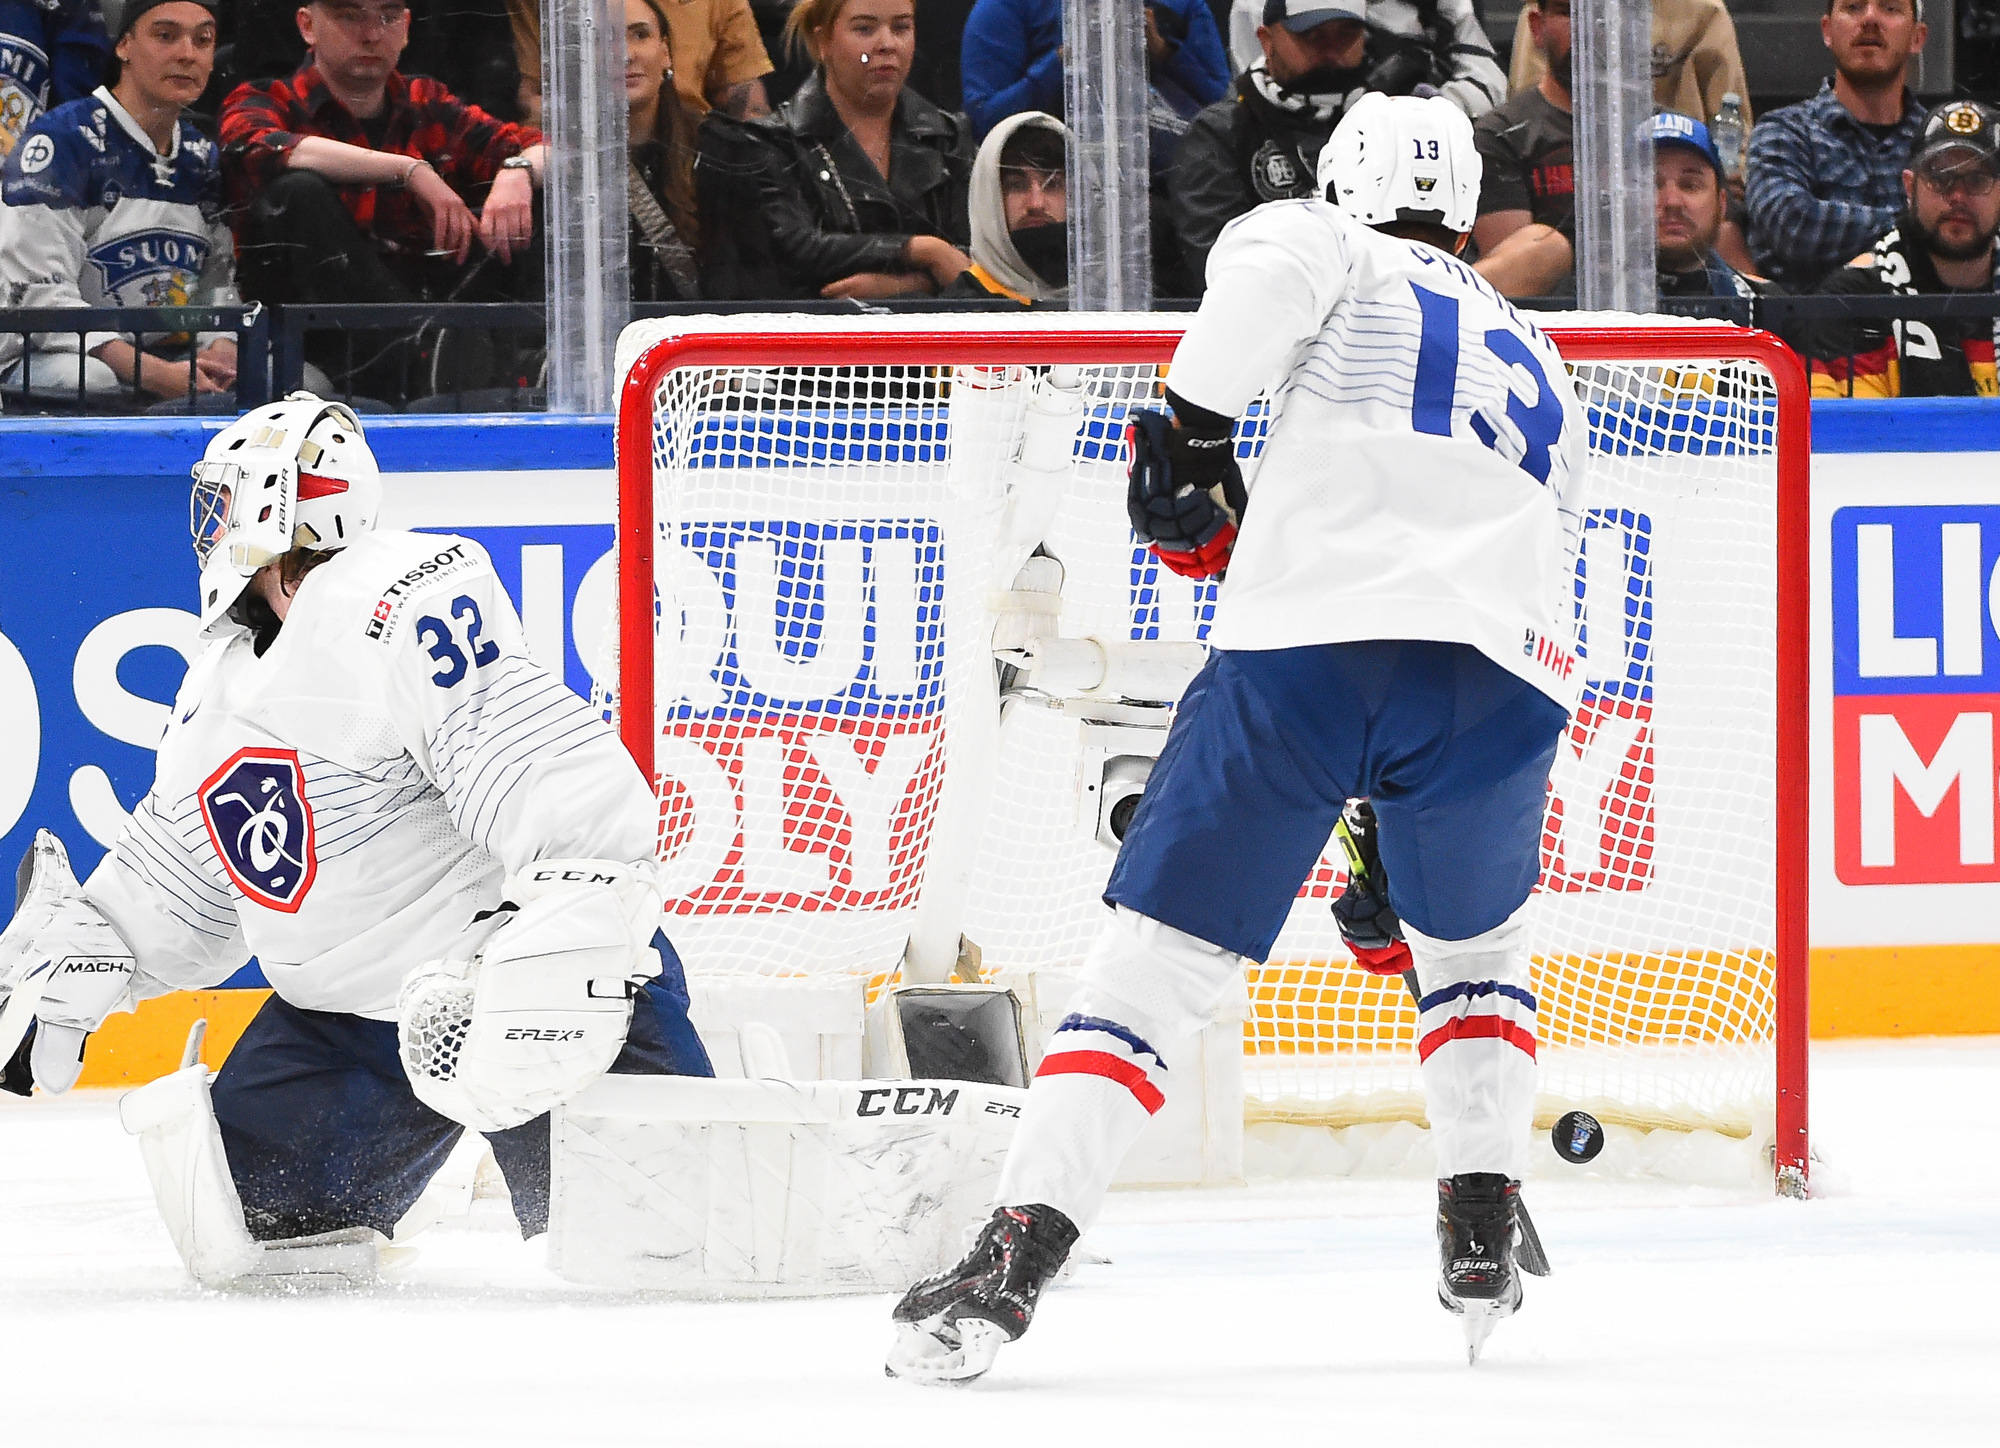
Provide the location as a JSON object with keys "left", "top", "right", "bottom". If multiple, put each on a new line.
{"left": 944, "top": 111, "right": 1067, "bottom": 303}
{"left": 1807, "top": 101, "right": 2000, "bottom": 398}
{"left": 1469, "top": 0, "right": 1573, "bottom": 298}
{"left": 1170, "top": 1, "right": 1369, "bottom": 288}
{"left": 1746, "top": 0, "right": 1929, "bottom": 292}
{"left": 1649, "top": 111, "right": 1777, "bottom": 309}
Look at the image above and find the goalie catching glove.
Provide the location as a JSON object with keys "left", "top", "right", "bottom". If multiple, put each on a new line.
{"left": 398, "top": 858, "right": 667, "bottom": 1133}
{"left": 1126, "top": 391, "right": 1247, "bottom": 580}
{"left": 1331, "top": 800, "right": 1412, "bottom": 978}
{"left": 0, "top": 830, "right": 140, "bottom": 1096}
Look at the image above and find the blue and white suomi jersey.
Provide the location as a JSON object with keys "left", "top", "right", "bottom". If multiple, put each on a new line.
{"left": 1169, "top": 198, "right": 1590, "bottom": 709}
{"left": 0, "top": 85, "right": 237, "bottom": 362}
{"left": 84, "top": 532, "right": 657, "bottom": 1019}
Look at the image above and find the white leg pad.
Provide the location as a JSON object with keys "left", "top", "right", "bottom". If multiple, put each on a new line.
{"left": 546, "top": 1075, "right": 1026, "bottom": 1296}
{"left": 993, "top": 906, "right": 1241, "bottom": 1232}
{"left": 119, "top": 1065, "right": 379, "bottom": 1289}
{"left": 1404, "top": 903, "right": 1539, "bottom": 1180}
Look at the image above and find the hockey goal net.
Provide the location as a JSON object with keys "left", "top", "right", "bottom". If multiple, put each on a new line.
{"left": 608, "top": 315, "right": 1810, "bottom": 1193}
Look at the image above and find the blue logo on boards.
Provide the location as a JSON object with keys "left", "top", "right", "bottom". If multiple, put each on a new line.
{"left": 667, "top": 519, "right": 944, "bottom": 718}
{"left": 198, "top": 748, "right": 317, "bottom": 911}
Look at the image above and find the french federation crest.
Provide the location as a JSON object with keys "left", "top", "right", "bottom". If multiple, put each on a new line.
{"left": 199, "top": 748, "right": 318, "bottom": 911}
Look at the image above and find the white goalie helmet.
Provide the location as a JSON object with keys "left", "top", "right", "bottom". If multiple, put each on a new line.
{"left": 190, "top": 392, "right": 383, "bottom": 636}
{"left": 1317, "top": 91, "right": 1482, "bottom": 236}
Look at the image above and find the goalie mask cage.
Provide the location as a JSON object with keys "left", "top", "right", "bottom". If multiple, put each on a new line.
{"left": 611, "top": 315, "right": 1810, "bottom": 1193}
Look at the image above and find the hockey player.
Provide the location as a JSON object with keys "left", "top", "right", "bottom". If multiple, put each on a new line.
{"left": 889, "top": 91, "right": 1586, "bottom": 1379}
{"left": 0, "top": 393, "right": 711, "bottom": 1287}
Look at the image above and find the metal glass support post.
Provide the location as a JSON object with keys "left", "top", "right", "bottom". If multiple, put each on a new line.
{"left": 543, "top": 0, "right": 631, "bottom": 412}
{"left": 1063, "top": 0, "right": 1152, "bottom": 310}
{"left": 1571, "top": 0, "right": 1657, "bottom": 313}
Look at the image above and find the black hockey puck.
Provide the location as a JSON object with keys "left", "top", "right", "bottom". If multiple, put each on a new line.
{"left": 1551, "top": 1110, "right": 1605, "bottom": 1164}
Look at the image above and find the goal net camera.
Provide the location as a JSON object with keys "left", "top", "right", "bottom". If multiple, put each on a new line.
{"left": 602, "top": 314, "right": 1809, "bottom": 1196}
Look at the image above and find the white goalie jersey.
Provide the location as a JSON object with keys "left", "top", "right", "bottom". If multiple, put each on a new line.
{"left": 85, "top": 531, "right": 658, "bottom": 1019}
{"left": 1169, "top": 199, "right": 1590, "bottom": 709}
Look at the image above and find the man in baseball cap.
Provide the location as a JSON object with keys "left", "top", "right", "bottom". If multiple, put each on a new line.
{"left": 1649, "top": 111, "right": 1775, "bottom": 302}
{"left": 1805, "top": 97, "right": 2000, "bottom": 397}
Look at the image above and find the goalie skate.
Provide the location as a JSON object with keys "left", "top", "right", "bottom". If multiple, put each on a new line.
{"left": 885, "top": 1204, "right": 1077, "bottom": 1385}
{"left": 1436, "top": 1174, "right": 1539, "bottom": 1364}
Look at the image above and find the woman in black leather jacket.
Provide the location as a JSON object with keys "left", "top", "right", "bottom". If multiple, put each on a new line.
{"left": 695, "top": 0, "right": 974, "bottom": 300}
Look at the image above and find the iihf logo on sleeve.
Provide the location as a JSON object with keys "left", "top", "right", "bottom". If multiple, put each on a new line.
{"left": 198, "top": 747, "right": 319, "bottom": 912}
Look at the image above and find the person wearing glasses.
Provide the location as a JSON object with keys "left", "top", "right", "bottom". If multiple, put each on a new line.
{"left": 1806, "top": 101, "right": 2000, "bottom": 398}
{"left": 218, "top": 0, "right": 546, "bottom": 399}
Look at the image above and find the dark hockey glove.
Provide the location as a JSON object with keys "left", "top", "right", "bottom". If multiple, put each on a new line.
{"left": 1331, "top": 800, "right": 1412, "bottom": 977}
{"left": 1126, "top": 396, "right": 1247, "bottom": 580}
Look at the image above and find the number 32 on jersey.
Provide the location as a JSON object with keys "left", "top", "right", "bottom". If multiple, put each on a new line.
{"left": 416, "top": 594, "right": 500, "bottom": 688}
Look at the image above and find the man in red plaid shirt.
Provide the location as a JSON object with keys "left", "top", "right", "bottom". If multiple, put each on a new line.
{"left": 220, "top": 0, "right": 547, "bottom": 395}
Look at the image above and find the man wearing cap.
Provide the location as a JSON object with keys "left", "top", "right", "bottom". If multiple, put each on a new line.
{"left": 0, "top": 0, "right": 241, "bottom": 402}
{"left": 1652, "top": 110, "right": 1776, "bottom": 305}
{"left": 1746, "top": 0, "right": 1929, "bottom": 292}
{"left": 1171, "top": 1, "right": 1368, "bottom": 286}
{"left": 1807, "top": 99, "right": 2000, "bottom": 398}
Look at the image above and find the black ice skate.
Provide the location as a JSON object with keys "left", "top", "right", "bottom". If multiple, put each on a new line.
{"left": 1436, "top": 1173, "right": 1549, "bottom": 1364}
{"left": 885, "top": 1204, "right": 1079, "bottom": 1384}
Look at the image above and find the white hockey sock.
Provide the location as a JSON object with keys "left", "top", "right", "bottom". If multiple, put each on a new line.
{"left": 1406, "top": 906, "right": 1539, "bottom": 1180}
{"left": 995, "top": 908, "right": 1239, "bottom": 1232}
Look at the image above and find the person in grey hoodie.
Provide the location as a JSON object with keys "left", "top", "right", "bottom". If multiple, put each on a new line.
{"left": 944, "top": 109, "right": 1068, "bottom": 304}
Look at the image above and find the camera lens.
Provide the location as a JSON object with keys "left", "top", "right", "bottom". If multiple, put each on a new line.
{"left": 1107, "top": 791, "right": 1143, "bottom": 841}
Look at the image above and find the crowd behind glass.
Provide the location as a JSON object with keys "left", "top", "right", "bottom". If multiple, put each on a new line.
{"left": 0, "top": 0, "right": 1992, "bottom": 406}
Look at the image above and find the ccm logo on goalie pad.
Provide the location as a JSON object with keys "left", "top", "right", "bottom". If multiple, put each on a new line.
{"left": 199, "top": 748, "right": 318, "bottom": 912}
{"left": 857, "top": 1086, "right": 960, "bottom": 1117}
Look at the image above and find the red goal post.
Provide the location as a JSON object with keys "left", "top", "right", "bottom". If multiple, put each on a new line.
{"left": 612, "top": 318, "right": 1811, "bottom": 1192}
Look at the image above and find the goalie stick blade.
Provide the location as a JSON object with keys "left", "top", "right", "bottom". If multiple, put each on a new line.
{"left": 884, "top": 1318, "right": 1007, "bottom": 1386}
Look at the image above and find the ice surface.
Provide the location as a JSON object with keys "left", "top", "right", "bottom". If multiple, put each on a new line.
{"left": 3, "top": 1040, "right": 1992, "bottom": 1446}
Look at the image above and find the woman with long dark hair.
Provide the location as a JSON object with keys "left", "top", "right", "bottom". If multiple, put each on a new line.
{"left": 626, "top": 0, "right": 703, "bottom": 301}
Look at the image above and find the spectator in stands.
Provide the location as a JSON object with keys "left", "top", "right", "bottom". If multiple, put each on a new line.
{"left": 0, "top": 0, "right": 240, "bottom": 402}
{"left": 508, "top": 0, "right": 772, "bottom": 127}
{"left": 1806, "top": 101, "right": 2000, "bottom": 397}
{"left": 1171, "top": 2, "right": 1367, "bottom": 288}
{"left": 0, "top": 0, "right": 112, "bottom": 161}
{"left": 961, "top": 0, "right": 1229, "bottom": 140}
{"left": 1470, "top": 0, "right": 1572, "bottom": 298}
{"left": 946, "top": 109, "right": 1067, "bottom": 301}
{"left": 1222, "top": 0, "right": 1504, "bottom": 122}
{"left": 626, "top": 0, "right": 700, "bottom": 301}
{"left": 217, "top": 0, "right": 525, "bottom": 124}
{"left": 1650, "top": 111, "right": 1776, "bottom": 304}
{"left": 1746, "top": 0, "right": 1928, "bottom": 292}
{"left": 696, "top": 0, "right": 972, "bottom": 301}
{"left": 1507, "top": 0, "right": 1750, "bottom": 130}
{"left": 220, "top": 0, "right": 545, "bottom": 394}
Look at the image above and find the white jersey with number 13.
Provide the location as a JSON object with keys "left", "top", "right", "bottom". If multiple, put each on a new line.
{"left": 1166, "top": 198, "right": 1591, "bottom": 710}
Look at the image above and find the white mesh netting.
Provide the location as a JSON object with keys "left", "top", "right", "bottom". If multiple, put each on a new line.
{"left": 609, "top": 321, "right": 1792, "bottom": 1159}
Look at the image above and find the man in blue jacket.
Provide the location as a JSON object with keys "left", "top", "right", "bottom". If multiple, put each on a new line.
{"left": 1, "top": 0, "right": 112, "bottom": 160}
